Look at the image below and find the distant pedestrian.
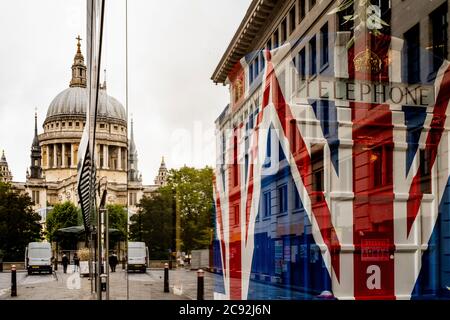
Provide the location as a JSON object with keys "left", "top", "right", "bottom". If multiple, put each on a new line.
{"left": 62, "top": 254, "right": 69, "bottom": 273}
{"left": 109, "top": 252, "right": 118, "bottom": 272}
{"left": 73, "top": 253, "right": 80, "bottom": 272}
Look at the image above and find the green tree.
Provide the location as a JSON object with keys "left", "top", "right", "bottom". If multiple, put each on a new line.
{"left": 46, "top": 201, "right": 79, "bottom": 249}
{"left": 106, "top": 204, "right": 128, "bottom": 247}
{"left": 0, "top": 182, "right": 42, "bottom": 261}
{"left": 130, "top": 190, "right": 174, "bottom": 259}
{"left": 166, "top": 166, "right": 214, "bottom": 254}
{"left": 130, "top": 166, "right": 214, "bottom": 258}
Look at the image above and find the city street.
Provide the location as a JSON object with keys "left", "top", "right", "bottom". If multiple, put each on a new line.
{"left": 0, "top": 266, "right": 215, "bottom": 300}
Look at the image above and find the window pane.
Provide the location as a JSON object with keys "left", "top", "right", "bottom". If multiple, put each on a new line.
{"left": 309, "top": 37, "right": 317, "bottom": 76}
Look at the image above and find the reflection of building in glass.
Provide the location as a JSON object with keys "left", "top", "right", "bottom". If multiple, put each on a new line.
{"left": 212, "top": 0, "right": 450, "bottom": 300}
{"left": 4, "top": 38, "right": 168, "bottom": 221}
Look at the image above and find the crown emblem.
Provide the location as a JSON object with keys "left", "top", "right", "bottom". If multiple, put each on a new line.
{"left": 234, "top": 79, "right": 244, "bottom": 103}
{"left": 354, "top": 48, "right": 382, "bottom": 74}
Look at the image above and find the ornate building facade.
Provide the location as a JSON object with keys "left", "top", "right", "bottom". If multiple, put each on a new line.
{"left": 7, "top": 38, "right": 167, "bottom": 218}
{"left": 0, "top": 151, "right": 13, "bottom": 183}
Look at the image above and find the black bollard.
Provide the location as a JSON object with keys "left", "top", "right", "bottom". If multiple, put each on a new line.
{"left": 54, "top": 258, "right": 58, "bottom": 271}
{"left": 11, "top": 265, "right": 17, "bottom": 297}
{"left": 197, "top": 269, "right": 204, "bottom": 300}
{"left": 164, "top": 263, "right": 169, "bottom": 293}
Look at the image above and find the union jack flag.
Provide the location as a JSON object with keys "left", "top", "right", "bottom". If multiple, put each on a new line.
{"left": 213, "top": 32, "right": 450, "bottom": 300}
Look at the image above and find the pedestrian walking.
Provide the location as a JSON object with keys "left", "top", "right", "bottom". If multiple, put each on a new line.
{"left": 62, "top": 253, "right": 69, "bottom": 274}
{"left": 109, "top": 252, "right": 118, "bottom": 272}
{"left": 73, "top": 253, "right": 80, "bottom": 272}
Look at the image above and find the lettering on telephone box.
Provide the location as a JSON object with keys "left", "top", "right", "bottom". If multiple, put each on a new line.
{"left": 361, "top": 239, "right": 390, "bottom": 261}
{"left": 366, "top": 265, "right": 381, "bottom": 290}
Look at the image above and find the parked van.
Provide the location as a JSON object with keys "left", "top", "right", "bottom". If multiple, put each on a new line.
{"left": 25, "top": 242, "right": 52, "bottom": 275}
{"left": 127, "top": 241, "right": 148, "bottom": 273}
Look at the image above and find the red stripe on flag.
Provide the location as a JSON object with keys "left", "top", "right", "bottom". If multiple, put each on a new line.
{"left": 407, "top": 65, "right": 450, "bottom": 236}
{"left": 228, "top": 128, "right": 241, "bottom": 300}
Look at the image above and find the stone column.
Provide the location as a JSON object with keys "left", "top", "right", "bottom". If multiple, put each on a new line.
{"left": 118, "top": 147, "right": 122, "bottom": 170}
{"left": 70, "top": 143, "right": 74, "bottom": 168}
{"left": 53, "top": 144, "right": 57, "bottom": 168}
{"left": 103, "top": 144, "right": 109, "bottom": 169}
{"left": 46, "top": 145, "right": 50, "bottom": 169}
{"left": 73, "top": 143, "right": 78, "bottom": 166}
{"left": 62, "top": 143, "right": 66, "bottom": 168}
{"left": 95, "top": 144, "right": 100, "bottom": 169}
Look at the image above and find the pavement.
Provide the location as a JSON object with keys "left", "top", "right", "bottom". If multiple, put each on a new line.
{"left": 0, "top": 265, "right": 216, "bottom": 300}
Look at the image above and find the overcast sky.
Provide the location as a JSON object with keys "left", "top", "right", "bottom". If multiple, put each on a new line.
{"left": 0, "top": 0, "right": 250, "bottom": 184}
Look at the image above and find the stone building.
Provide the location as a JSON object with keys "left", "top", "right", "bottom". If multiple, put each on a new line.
{"left": 154, "top": 157, "right": 168, "bottom": 187}
{"left": 6, "top": 37, "right": 167, "bottom": 219}
{"left": 212, "top": 0, "right": 450, "bottom": 300}
{"left": 0, "top": 151, "right": 13, "bottom": 183}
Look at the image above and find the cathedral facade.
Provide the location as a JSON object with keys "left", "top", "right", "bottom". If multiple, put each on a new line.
{"left": 7, "top": 38, "right": 167, "bottom": 219}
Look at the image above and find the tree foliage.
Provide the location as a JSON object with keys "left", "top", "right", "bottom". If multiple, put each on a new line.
{"left": 106, "top": 204, "right": 128, "bottom": 245}
{"left": 0, "top": 182, "right": 42, "bottom": 261}
{"left": 46, "top": 201, "right": 79, "bottom": 247}
{"left": 130, "top": 166, "right": 214, "bottom": 258}
{"left": 168, "top": 166, "right": 214, "bottom": 254}
{"left": 130, "top": 190, "right": 173, "bottom": 259}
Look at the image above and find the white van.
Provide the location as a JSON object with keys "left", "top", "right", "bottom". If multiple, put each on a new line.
{"left": 127, "top": 241, "right": 148, "bottom": 273}
{"left": 25, "top": 242, "right": 52, "bottom": 275}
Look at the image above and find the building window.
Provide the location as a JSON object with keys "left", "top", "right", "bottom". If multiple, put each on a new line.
{"left": 129, "top": 192, "right": 137, "bottom": 206}
{"left": 300, "top": 0, "right": 306, "bottom": 21}
{"left": 259, "top": 51, "right": 265, "bottom": 71}
{"left": 371, "top": 145, "right": 393, "bottom": 189}
{"left": 278, "top": 184, "right": 288, "bottom": 214}
{"left": 293, "top": 185, "right": 301, "bottom": 209}
{"left": 56, "top": 123, "right": 59, "bottom": 128}
{"left": 431, "top": 3, "right": 448, "bottom": 74}
{"left": 266, "top": 128, "right": 272, "bottom": 160}
{"left": 263, "top": 191, "right": 271, "bottom": 218}
{"left": 289, "top": 5, "right": 296, "bottom": 35}
{"left": 309, "top": 36, "right": 317, "bottom": 76}
{"left": 273, "top": 30, "right": 279, "bottom": 49}
{"left": 249, "top": 63, "right": 254, "bottom": 84}
{"left": 234, "top": 205, "right": 240, "bottom": 226}
{"left": 290, "top": 120, "right": 297, "bottom": 153}
{"left": 372, "top": 146, "right": 383, "bottom": 188}
{"left": 114, "top": 125, "right": 118, "bottom": 130}
{"left": 62, "top": 122, "right": 65, "bottom": 127}
{"left": 337, "top": 1, "right": 354, "bottom": 32}
{"left": 32, "top": 190, "right": 40, "bottom": 205}
{"left": 255, "top": 56, "right": 259, "bottom": 79}
{"left": 404, "top": 24, "right": 421, "bottom": 84}
{"left": 320, "top": 23, "right": 329, "bottom": 68}
{"left": 68, "top": 122, "right": 72, "bottom": 127}
{"left": 281, "top": 18, "right": 287, "bottom": 44}
{"left": 420, "top": 149, "right": 432, "bottom": 194}
{"left": 311, "top": 144, "right": 324, "bottom": 192}
{"left": 100, "top": 123, "right": 105, "bottom": 129}
{"left": 267, "top": 39, "right": 272, "bottom": 51}
{"left": 298, "top": 48, "right": 306, "bottom": 80}
{"left": 76, "top": 122, "right": 79, "bottom": 127}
